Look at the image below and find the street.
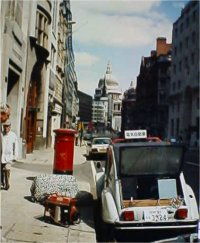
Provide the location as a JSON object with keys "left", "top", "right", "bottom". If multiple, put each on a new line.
{"left": 1, "top": 144, "right": 199, "bottom": 243}
{"left": 1, "top": 146, "right": 97, "bottom": 243}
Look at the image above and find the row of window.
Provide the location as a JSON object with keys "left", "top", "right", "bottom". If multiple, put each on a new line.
{"left": 174, "top": 8, "right": 197, "bottom": 37}
{"left": 170, "top": 117, "right": 199, "bottom": 140}
{"left": 171, "top": 80, "right": 182, "bottom": 92}
{"left": 174, "top": 31, "right": 197, "bottom": 55}
{"left": 35, "top": 9, "right": 49, "bottom": 49}
{"left": 170, "top": 97, "right": 199, "bottom": 114}
{"left": 173, "top": 52, "right": 196, "bottom": 74}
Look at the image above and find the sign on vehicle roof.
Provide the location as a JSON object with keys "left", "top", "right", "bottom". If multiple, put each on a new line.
{"left": 124, "top": 130, "right": 147, "bottom": 139}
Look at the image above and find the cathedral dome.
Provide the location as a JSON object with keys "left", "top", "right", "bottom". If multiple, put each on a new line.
{"left": 98, "top": 62, "right": 119, "bottom": 90}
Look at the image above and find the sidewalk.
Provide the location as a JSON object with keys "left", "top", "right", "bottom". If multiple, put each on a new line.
{"left": 1, "top": 145, "right": 97, "bottom": 243}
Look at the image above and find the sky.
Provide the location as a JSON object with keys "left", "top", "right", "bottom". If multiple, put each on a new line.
{"left": 71, "top": 0, "right": 189, "bottom": 97}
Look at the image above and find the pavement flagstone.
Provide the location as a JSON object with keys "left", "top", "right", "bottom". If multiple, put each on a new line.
{"left": 1, "top": 145, "right": 96, "bottom": 243}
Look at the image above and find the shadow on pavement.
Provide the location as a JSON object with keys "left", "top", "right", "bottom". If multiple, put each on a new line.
{"left": 24, "top": 195, "right": 35, "bottom": 203}
{"left": 34, "top": 204, "right": 95, "bottom": 230}
{"left": 26, "top": 176, "right": 36, "bottom": 181}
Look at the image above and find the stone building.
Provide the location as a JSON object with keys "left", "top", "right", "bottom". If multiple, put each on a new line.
{"left": 77, "top": 90, "right": 93, "bottom": 127}
{"left": 92, "top": 62, "right": 122, "bottom": 132}
{"left": 169, "top": 0, "right": 199, "bottom": 146}
{"left": 62, "top": 0, "right": 78, "bottom": 129}
{"left": 1, "top": 0, "right": 78, "bottom": 155}
{"left": 121, "top": 81, "right": 137, "bottom": 135}
{"left": 1, "top": 0, "right": 26, "bottom": 157}
{"left": 135, "top": 37, "right": 171, "bottom": 138}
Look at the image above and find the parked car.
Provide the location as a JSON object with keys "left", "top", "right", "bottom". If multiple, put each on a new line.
{"left": 83, "top": 133, "right": 93, "bottom": 141}
{"left": 86, "top": 137, "right": 111, "bottom": 159}
{"left": 96, "top": 141, "right": 199, "bottom": 242}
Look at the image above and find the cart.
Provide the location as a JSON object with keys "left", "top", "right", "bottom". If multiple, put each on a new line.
{"left": 43, "top": 194, "right": 80, "bottom": 227}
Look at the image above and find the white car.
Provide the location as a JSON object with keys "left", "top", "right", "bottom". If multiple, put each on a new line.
{"left": 96, "top": 142, "right": 199, "bottom": 242}
{"left": 86, "top": 137, "right": 111, "bottom": 158}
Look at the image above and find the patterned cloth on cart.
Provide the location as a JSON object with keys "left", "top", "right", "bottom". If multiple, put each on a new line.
{"left": 30, "top": 174, "right": 79, "bottom": 203}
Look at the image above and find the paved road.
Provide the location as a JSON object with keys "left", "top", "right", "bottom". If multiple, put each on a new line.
{"left": 1, "top": 145, "right": 97, "bottom": 243}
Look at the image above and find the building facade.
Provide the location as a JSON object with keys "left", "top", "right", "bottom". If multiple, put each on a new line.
{"left": 92, "top": 62, "right": 122, "bottom": 132}
{"left": 1, "top": 0, "right": 79, "bottom": 155}
{"left": 62, "top": 0, "right": 78, "bottom": 129}
{"left": 169, "top": 0, "right": 199, "bottom": 146}
{"left": 135, "top": 37, "right": 171, "bottom": 138}
{"left": 121, "top": 81, "right": 137, "bottom": 136}
{"left": 1, "top": 0, "right": 26, "bottom": 157}
{"left": 77, "top": 90, "right": 93, "bottom": 127}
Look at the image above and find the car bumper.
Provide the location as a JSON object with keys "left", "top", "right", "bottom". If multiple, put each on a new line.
{"left": 114, "top": 220, "right": 198, "bottom": 242}
{"left": 115, "top": 220, "right": 199, "bottom": 230}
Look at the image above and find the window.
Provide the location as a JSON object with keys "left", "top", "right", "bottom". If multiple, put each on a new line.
{"left": 174, "top": 46, "right": 177, "bottom": 56}
{"left": 173, "top": 64, "right": 176, "bottom": 74}
{"left": 185, "top": 36, "right": 189, "bottom": 48}
{"left": 172, "top": 103, "right": 175, "bottom": 113}
{"left": 172, "top": 82, "right": 176, "bottom": 91}
{"left": 35, "top": 8, "right": 49, "bottom": 49}
{"left": 191, "top": 53, "right": 195, "bottom": 65}
{"left": 180, "top": 22, "right": 183, "bottom": 33}
{"left": 51, "top": 45, "right": 56, "bottom": 68}
{"left": 184, "top": 57, "right": 188, "bottom": 68}
{"left": 175, "top": 28, "right": 178, "bottom": 37}
{"left": 177, "top": 102, "right": 180, "bottom": 112}
{"left": 192, "top": 31, "right": 196, "bottom": 43}
{"left": 186, "top": 16, "right": 189, "bottom": 28}
{"left": 179, "top": 61, "right": 182, "bottom": 72}
{"left": 179, "top": 42, "right": 182, "bottom": 52}
{"left": 193, "top": 10, "right": 197, "bottom": 21}
{"left": 178, "top": 80, "right": 181, "bottom": 89}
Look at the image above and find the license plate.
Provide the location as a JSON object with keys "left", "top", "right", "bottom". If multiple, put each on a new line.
{"left": 144, "top": 209, "right": 168, "bottom": 222}
{"left": 99, "top": 149, "right": 106, "bottom": 152}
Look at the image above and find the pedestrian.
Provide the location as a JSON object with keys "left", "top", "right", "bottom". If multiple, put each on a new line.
{"left": 75, "top": 132, "right": 79, "bottom": 146}
{"left": 0, "top": 103, "right": 11, "bottom": 190}
{"left": 0, "top": 103, "right": 10, "bottom": 124}
{"left": 79, "top": 129, "right": 83, "bottom": 147}
{"left": 1, "top": 119, "right": 18, "bottom": 190}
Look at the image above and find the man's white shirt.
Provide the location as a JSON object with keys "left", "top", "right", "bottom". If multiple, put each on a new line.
{"left": 2, "top": 131, "right": 18, "bottom": 164}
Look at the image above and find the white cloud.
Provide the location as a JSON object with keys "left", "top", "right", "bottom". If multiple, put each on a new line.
{"left": 71, "top": 0, "right": 175, "bottom": 96}
{"left": 71, "top": 0, "right": 161, "bottom": 15}
{"left": 75, "top": 52, "right": 100, "bottom": 66}
{"left": 71, "top": 1, "right": 172, "bottom": 48}
{"left": 77, "top": 72, "right": 99, "bottom": 96}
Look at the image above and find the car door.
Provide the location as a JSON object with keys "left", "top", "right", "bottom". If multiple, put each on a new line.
{"left": 101, "top": 147, "right": 119, "bottom": 223}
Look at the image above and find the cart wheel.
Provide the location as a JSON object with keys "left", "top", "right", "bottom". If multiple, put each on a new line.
{"left": 74, "top": 216, "right": 81, "bottom": 224}
{"left": 60, "top": 221, "right": 70, "bottom": 228}
{"left": 72, "top": 212, "right": 81, "bottom": 224}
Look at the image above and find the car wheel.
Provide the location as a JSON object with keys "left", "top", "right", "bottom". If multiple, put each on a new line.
{"left": 101, "top": 222, "right": 115, "bottom": 242}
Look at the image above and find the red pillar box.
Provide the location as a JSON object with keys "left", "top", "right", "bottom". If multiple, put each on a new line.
{"left": 53, "top": 129, "right": 77, "bottom": 175}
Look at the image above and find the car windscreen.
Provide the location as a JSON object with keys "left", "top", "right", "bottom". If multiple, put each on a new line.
{"left": 93, "top": 139, "right": 111, "bottom": 145}
{"left": 119, "top": 145, "right": 184, "bottom": 176}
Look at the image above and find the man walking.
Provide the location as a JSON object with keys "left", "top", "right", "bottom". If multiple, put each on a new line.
{"left": 1, "top": 120, "right": 18, "bottom": 190}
